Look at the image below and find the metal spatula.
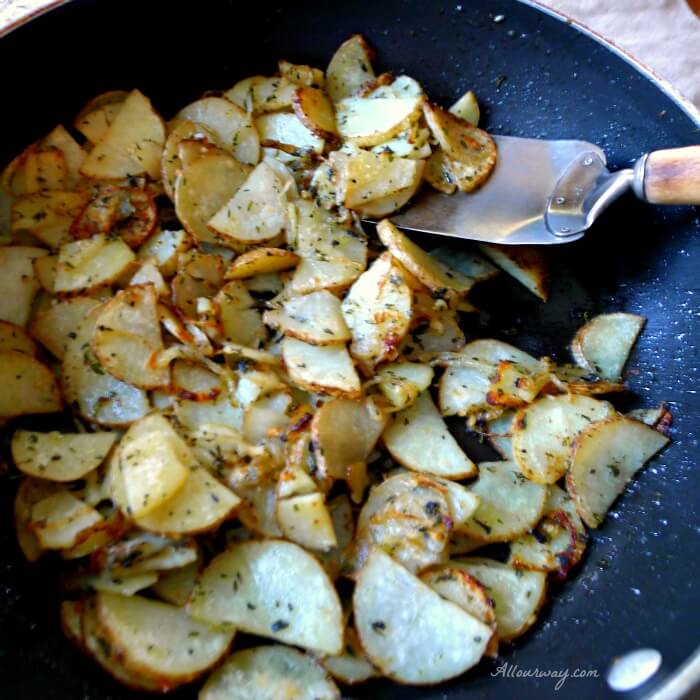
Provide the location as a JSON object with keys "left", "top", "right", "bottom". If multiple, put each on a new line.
{"left": 390, "top": 137, "right": 700, "bottom": 244}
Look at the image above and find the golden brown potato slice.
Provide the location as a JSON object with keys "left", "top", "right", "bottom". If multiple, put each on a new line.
{"left": 279, "top": 60, "right": 325, "bottom": 88}
{"left": 175, "top": 146, "right": 251, "bottom": 247}
{"left": 137, "top": 228, "right": 190, "bottom": 277}
{"left": 12, "top": 430, "right": 116, "bottom": 482}
{"left": 0, "top": 245, "right": 47, "bottom": 326}
{"left": 189, "top": 540, "right": 343, "bottom": 655}
{"left": 477, "top": 243, "right": 550, "bottom": 301}
{"left": 376, "top": 361, "right": 434, "bottom": 410}
{"left": 293, "top": 87, "right": 338, "bottom": 141}
{"left": 282, "top": 337, "right": 361, "bottom": 398}
{"left": 276, "top": 492, "right": 338, "bottom": 552}
{"left": 0, "top": 350, "right": 62, "bottom": 418}
{"left": 208, "top": 162, "right": 291, "bottom": 245}
{"left": 160, "top": 119, "right": 217, "bottom": 199}
{"left": 256, "top": 112, "right": 325, "bottom": 155}
{"left": 200, "top": 645, "right": 340, "bottom": 700}
{"left": 74, "top": 90, "right": 128, "bottom": 143}
{"left": 336, "top": 96, "right": 422, "bottom": 147}
{"left": 449, "top": 89, "right": 480, "bottom": 125}
{"left": 424, "top": 148, "right": 457, "bottom": 194}
{"left": 422, "top": 102, "right": 496, "bottom": 192}
{"left": 225, "top": 247, "right": 299, "bottom": 280}
{"left": 29, "top": 296, "right": 101, "bottom": 359}
{"left": 354, "top": 548, "right": 491, "bottom": 684}
{"left": 566, "top": 416, "right": 668, "bottom": 528}
{"left": 383, "top": 390, "right": 476, "bottom": 479}
{"left": 326, "top": 34, "right": 376, "bottom": 102}
{"left": 174, "top": 96, "right": 260, "bottom": 165}
{"left": 341, "top": 253, "right": 412, "bottom": 374}
{"left": 30, "top": 490, "right": 102, "bottom": 549}
{"left": 250, "top": 77, "right": 298, "bottom": 114}
{"left": 81, "top": 90, "right": 165, "bottom": 179}
{"left": 0, "top": 320, "right": 38, "bottom": 356}
{"left": 15, "top": 477, "right": 60, "bottom": 561}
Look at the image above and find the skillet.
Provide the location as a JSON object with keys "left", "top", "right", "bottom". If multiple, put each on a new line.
{"left": 0, "top": 1, "right": 699, "bottom": 698}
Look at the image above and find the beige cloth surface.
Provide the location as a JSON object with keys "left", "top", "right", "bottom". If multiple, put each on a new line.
{"left": 0, "top": 0, "right": 699, "bottom": 108}
{"left": 545, "top": 0, "right": 700, "bottom": 108}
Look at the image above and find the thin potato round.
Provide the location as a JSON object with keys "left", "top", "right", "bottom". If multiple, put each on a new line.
{"left": 326, "top": 34, "right": 375, "bottom": 102}
{"left": 0, "top": 350, "right": 62, "bottom": 418}
{"left": 276, "top": 492, "right": 338, "bottom": 552}
{"left": 452, "top": 558, "right": 547, "bottom": 642}
{"left": 30, "top": 490, "right": 102, "bottom": 550}
{"left": 459, "top": 460, "right": 547, "bottom": 542}
{"left": 175, "top": 96, "right": 260, "bottom": 165}
{"left": 336, "top": 97, "right": 422, "bottom": 147}
{"left": 12, "top": 430, "right": 116, "bottom": 482}
{"left": 96, "top": 592, "right": 233, "bottom": 685}
{"left": 188, "top": 539, "right": 343, "bottom": 655}
{"left": 512, "top": 394, "right": 616, "bottom": 484}
{"left": 566, "top": 415, "right": 669, "bottom": 528}
{"left": 354, "top": 548, "right": 491, "bottom": 684}
{"left": 341, "top": 253, "right": 412, "bottom": 375}
{"left": 382, "top": 391, "right": 476, "bottom": 479}
{"left": 0, "top": 246, "right": 47, "bottom": 327}
{"left": 293, "top": 86, "right": 338, "bottom": 141}
{"left": 225, "top": 247, "right": 299, "bottom": 280}
{"left": 571, "top": 312, "right": 645, "bottom": 380}
{"left": 200, "top": 645, "right": 340, "bottom": 700}
{"left": 477, "top": 243, "right": 550, "bottom": 301}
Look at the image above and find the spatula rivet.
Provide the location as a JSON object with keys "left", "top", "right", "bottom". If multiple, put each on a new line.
{"left": 583, "top": 156, "right": 594, "bottom": 166}
{"left": 606, "top": 648, "right": 662, "bottom": 691}
{"left": 559, "top": 227, "right": 571, "bottom": 233}
{"left": 555, "top": 196, "right": 566, "bottom": 204}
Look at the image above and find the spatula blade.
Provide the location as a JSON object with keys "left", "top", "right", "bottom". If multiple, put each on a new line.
{"left": 390, "top": 136, "right": 607, "bottom": 245}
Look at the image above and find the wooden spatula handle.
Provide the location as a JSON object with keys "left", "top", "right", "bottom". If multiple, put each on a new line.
{"left": 641, "top": 146, "right": 700, "bottom": 205}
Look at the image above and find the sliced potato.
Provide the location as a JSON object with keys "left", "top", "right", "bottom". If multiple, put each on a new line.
{"left": 423, "top": 102, "right": 496, "bottom": 192}
{"left": 376, "top": 220, "right": 474, "bottom": 297}
{"left": 175, "top": 96, "right": 260, "bottom": 165}
{"left": 0, "top": 350, "right": 62, "bottom": 418}
{"left": 14, "top": 477, "right": 60, "bottom": 561}
{"left": 383, "top": 391, "right": 476, "bottom": 478}
{"left": 0, "top": 246, "right": 46, "bottom": 326}
{"left": 42, "top": 125, "right": 86, "bottom": 187}
{"left": 566, "top": 415, "right": 668, "bottom": 528}
{"left": 81, "top": 89, "right": 165, "bottom": 179}
{"left": 459, "top": 461, "right": 547, "bottom": 542}
{"left": 188, "top": 540, "right": 343, "bottom": 655}
{"left": 431, "top": 245, "right": 498, "bottom": 282}
{"left": 512, "top": 394, "right": 616, "bottom": 484}
{"left": 93, "top": 284, "right": 167, "bottom": 389}
{"left": 326, "top": 34, "right": 375, "bottom": 102}
{"left": 354, "top": 472, "right": 452, "bottom": 574}
{"left": 82, "top": 598, "right": 164, "bottom": 692}
{"left": 421, "top": 149, "right": 455, "bottom": 195}
{"left": 265, "top": 290, "right": 350, "bottom": 345}
{"left": 280, "top": 60, "right": 325, "bottom": 88}
{"left": 331, "top": 149, "right": 424, "bottom": 212}
{"left": 438, "top": 338, "right": 540, "bottom": 417}
{"left": 96, "top": 592, "right": 233, "bottom": 685}
{"left": 118, "top": 416, "right": 190, "bottom": 518}
{"left": 336, "top": 97, "right": 422, "bottom": 147}
{"left": 209, "top": 162, "right": 290, "bottom": 245}
{"left": 486, "top": 359, "right": 551, "bottom": 408}
{"left": 29, "top": 296, "right": 101, "bottom": 359}
{"left": 293, "top": 86, "right": 338, "bottom": 141}
{"left": 485, "top": 410, "right": 516, "bottom": 459}
{"left": 509, "top": 484, "right": 587, "bottom": 577}
{"left": 342, "top": 254, "right": 411, "bottom": 373}
{"left": 354, "top": 548, "right": 491, "bottom": 684}
{"left": 0, "top": 320, "right": 38, "bottom": 355}
{"left": 152, "top": 562, "right": 199, "bottom": 607}
{"left": 322, "top": 626, "right": 378, "bottom": 685}
{"left": 225, "top": 247, "right": 299, "bottom": 280}
{"left": 376, "top": 361, "right": 434, "bottom": 410}
{"left": 452, "top": 558, "right": 547, "bottom": 642}
{"left": 311, "top": 397, "right": 386, "bottom": 483}
{"left": 12, "top": 430, "right": 116, "bottom": 482}
{"left": 174, "top": 392, "right": 244, "bottom": 433}
{"left": 287, "top": 257, "right": 363, "bottom": 296}
{"left": 250, "top": 77, "right": 298, "bottom": 114}
{"left": 137, "top": 228, "right": 190, "bottom": 277}
{"left": 571, "top": 313, "right": 645, "bottom": 380}
{"left": 419, "top": 565, "right": 497, "bottom": 656}
{"left": 11, "top": 191, "right": 88, "bottom": 250}
{"left": 256, "top": 112, "right": 325, "bottom": 155}
{"left": 63, "top": 308, "right": 150, "bottom": 428}
{"left": 34, "top": 255, "right": 57, "bottom": 292}
{"left": 175, "top": 147, "right": 251, "bottom": 246}
{"left": 282, "top": 337, "right": 360, "bottom": 398}
{"left": 276, "top": 492, "right": 337, "bottom": 551}
{"left": 74, "top": 90, "right": 128, "bottom": 142}
{"left": 200, "top": 645, "right": 340, "bottom": 700}
{"left": 449, "top": 89, "right": 480, "bottom": 125}
{"left": 477, "top": 243, "right": 550, "bottom": 301}
{"left": 135, "top": 464, "right": 241, "bottom": 536}
{"left": 30, "top": 490, "right": 102, "bottom": 549}
{"left": 55, "top": 234, "right": 136, "bottom": 294}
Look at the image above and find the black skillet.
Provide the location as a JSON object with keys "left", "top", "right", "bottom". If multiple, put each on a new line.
{"left": 1, "top": 1, "right": 699, "bottom": 698}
